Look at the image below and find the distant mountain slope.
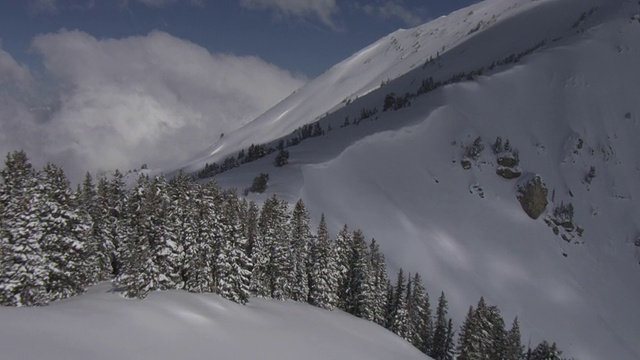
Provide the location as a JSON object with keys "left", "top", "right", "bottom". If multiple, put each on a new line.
{"left": 188, "top": 0, "right": 640, "bottom": 359}
{"left": 0, "top": 283, "right": 429, "bottom": 360}
{"left": 183, "top": 0, "right": 610, "bottom": 171}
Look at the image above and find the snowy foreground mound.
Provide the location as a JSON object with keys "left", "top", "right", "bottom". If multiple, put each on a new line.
{"left": 0, "top": 283, "right": 429, "bottom": 360}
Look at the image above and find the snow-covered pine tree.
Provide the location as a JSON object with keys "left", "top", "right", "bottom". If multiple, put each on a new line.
{"left": 369, "top": 238, "right": 389, "bottom": 326}
{"left": 456, "top": 306, "right": 479, "bottom": 360}
{"left": 240, "top": 200, "right": 259, "bottom": 260}
{"left": 216, "top": 190, "right": 252, "bottom": 304}
{"left": 383, "top": 278, "right": 395, "bottom": 330}
{"left": 417, "top": 284, "right": 434, "bottom": 355}
{"left": 308, "top": 213, "right": 338, "bottom": 309}
{"left": 505, "top": 317, "right": 524, "bottom": 360}
{"left": 168, "top": 171, "right": 203, "bottom": 292}
{"left": 529, "top": 341, "right": 562, "bottom": 360}
{"left": 334, "top": 224, "right": 352, "bottom": 310}
{"left": 345, "top": 229, "right": 374, "bottom": 320}
{"left": 251, "top": 195, "right": 292, "bottom": 300}
{"left": 95, "top": 176, "right": 117, "bottom": 276}
{"left": 147, "top": 176, "right": 181, "bottom": 291}
{"left": 116, "top": 174, "right": 154, "bottom": 298}
{"left": 188, "top": 180, "right": 223, "bottom": 293}
{"left": 408, "top": 273, "right": 428, "bottom": 348}
{"left": 79, "top": 172, "right": 111, "bottom": 282}
{"left": 0, "top": 151, "right": 49, "bottom": 306}
{"left": 38, "top": 163, "right": 92, "bottom": 301}
{"left": 289, "top": 199, "right": 311, "bottom": 302}
{"left": 430, "top": 292, "right": 450, "bottom": 360}
{"left": 486, "top": 305, "right": 507, "bottom": 360}
{"left": 105, "top": 169, "right": 130, "bottom": 276}
{"left": 444, "top": 318, "right": 456, "bottom": 360}
{"left": 390, "top": 268, "right": 409, "bottom": 338}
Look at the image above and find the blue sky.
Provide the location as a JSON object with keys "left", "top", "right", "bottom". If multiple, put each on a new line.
{"left": 1, "top": 0, "right": 481, "bottom": 78}
{"left": 0, "top": 0, "right": 481, "bottom": 181}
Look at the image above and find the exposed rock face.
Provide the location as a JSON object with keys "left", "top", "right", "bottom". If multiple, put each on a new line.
{"left": 496, "top": 167, "right": 521, "bottom": 179}
{"left": 516, "top": 173, "right": 548, "bottom": 219}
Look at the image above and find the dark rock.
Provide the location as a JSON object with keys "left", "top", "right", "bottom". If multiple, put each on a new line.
{"left": 461, "top": 159, "right": 472, "bottom": 170}
{"left": 516, "top": 173, "right": 549, "bottom": 219}
{"left": 496, "top": 167, "right": 521, "bottom": 179}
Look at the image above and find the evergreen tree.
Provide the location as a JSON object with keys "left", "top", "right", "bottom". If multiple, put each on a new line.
{"left": 431, "top": 292, "right": 450, "bottom": 360}
{"left": 333, "top": 224, "right": 352, "bottom": 309}
{"left": 505, "top": 317, "right": 524, "bottom": 360}
{"left": 417, "top": 288, "right": 434, "bottom": 355}
{"left": 147, "top": 176, "right": 181, "bottom": 290}
{"left": 408, "top": 273, "right": 429, "bottom": 348}
{"left": 289, "top": 199, "right": 311, "bottom": 302}
{"left": 529, "top": 341, "right": 562, "bottom": 360}
{"left": 369, "top": 239, "right": 389, "bottom": 326}
{"left": 308, "top": 214, "right": 338, "bottom": 309}
{"left": 0, "top": 151, "right": 49, "bottom": 306}
{"left": 105, "top": 169, "right": 130, "bottom": 276}
{"left": 444, "top": 318, "right": 456, "bottom": 360}
{"left": 383, "top": 279, "right": 395, "bottom": 329}
{"left": 487, "top": 305, "right": 507, "bottom": 360}
{"left": 168, "top": 171, "right": 195, "bottom": 283}
{"left": 38, "top": 163, "right": 92, "bottom": 301}
{"left": 457, "top": 306, "right": 479, "bottom": 360}
{"left": 216, "top": 190, "right": 252, "bottom": 304}
{"left": 241, "top": 200, "right": 260, "bottom": 260}
{"left": 390, "top": 268, "right": 409, "bottom": 338}
{"left": 116, "top": 174, "right": 154, "bottom": 298}
{"left": 345, "top": 229, "right": 373, "bottom": 320}
{"left": 251, "top": 195, "right": 292, "bottom": 300}
{"left": 79, "top": 172, "right": 111, "bottom": 282}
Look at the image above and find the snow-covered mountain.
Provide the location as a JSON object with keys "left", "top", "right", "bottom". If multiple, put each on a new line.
{"left": 0, "top": 283, "right": 428, "bottom": 360}
{"left": 183, "top": 0, "right": 640, "bottom": 359}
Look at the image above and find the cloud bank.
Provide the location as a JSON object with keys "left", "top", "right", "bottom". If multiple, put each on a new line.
{"left": 0, "top": 31, "right": 305, "bottom": 182}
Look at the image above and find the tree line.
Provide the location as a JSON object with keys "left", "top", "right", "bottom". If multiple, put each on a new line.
{"left": 0, "top": 151, "right": 566, "bottom": 359}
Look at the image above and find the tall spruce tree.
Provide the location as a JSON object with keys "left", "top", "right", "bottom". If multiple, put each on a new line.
{"left": 308, "top": 214, "right": 338, "bottom": 309}
{"left": 431, "top": 292, "right": 450, "bottom": 360}
{"left": 116, "top": 174, "right": 154, "bottom": 298}
{"left": 105, "top": 169, "right": 130, "bottom": 276}
{"left": 457, "top": 306, "right": 479, "bottom": 360}
{"left": 216, "top": 190, "right": 252, "bottom": 304}
{"left": 334, "top": 224, "right": 352, "bottom": 309}
{"left": 289, "top": 199, "right": 311, "bottom": 302}
{"left": 79, "top": 172, "right": 112, "bottom": 282}
{"left": 0, "top": 151, "right": 49, "bottom": 306}
{"left": 251, "top": 195, "right": 292, "bottom": 300}
{"left": 390, "top": 268, "right": 410, "bottom": 338}
{"left": 345, "top": 229, "right": 373, "bottom": 320}
{"left": 369, "top": 239, "right": 389, "bottom": 326}
{"left": 408, "top": 273, "right": 429, "bottom": 348}
{"left": 38, "top": 163, "right": 92, "bottom": 301}
{"left": 417, "top": 287, "right": 434, "bottom": 355}
{"left": 505, "top": 317, "right": 524, "bottom": 360}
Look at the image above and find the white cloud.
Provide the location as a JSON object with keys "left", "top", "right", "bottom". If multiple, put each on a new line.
{"left": 358, "top": 1, "right": 426, "bottom": 27}
{"left": 0, "top": 31, "right": 305, "bottom": 182}
{"left": 239, "top": 0, "right": 340, "bottom": 30}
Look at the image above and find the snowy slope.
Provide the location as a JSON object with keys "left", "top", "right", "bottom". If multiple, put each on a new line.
{"left": 183, "top": 0, "right": 608, "bottom": 171}
{"left": 189, "top": 0, "right": 640, "bottom": 359}
{"left": 0, "top": 283, "right": 429, "bottom": 360}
